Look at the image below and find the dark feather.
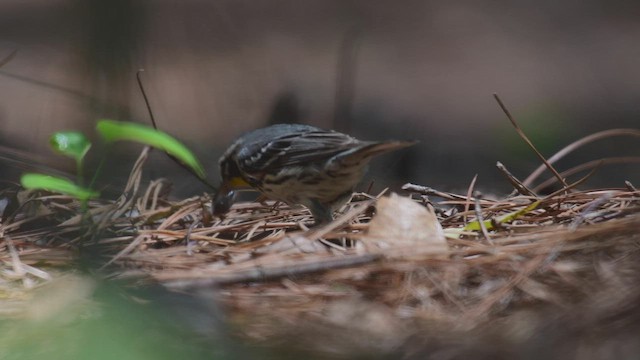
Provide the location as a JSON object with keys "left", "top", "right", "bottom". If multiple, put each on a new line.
{"left": 235, "top": 124, "right": 361, "bottom": 174}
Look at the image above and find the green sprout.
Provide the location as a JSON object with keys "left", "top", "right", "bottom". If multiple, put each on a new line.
{"left": 20, "top": 173, "right": 99, "bottom": 201}
{"left": 50, "top": 131, "right": 91, "bottom": 185}
{"left": 96, "top": 120, "right": 206, "bottom": 179}
{"left": 21, "top": 119, "right": 207, "bottom": 218}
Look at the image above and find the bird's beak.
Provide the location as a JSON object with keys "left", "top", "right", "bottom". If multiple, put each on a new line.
{"left": 212, "top": 177, "right": 250, "bottom": 216}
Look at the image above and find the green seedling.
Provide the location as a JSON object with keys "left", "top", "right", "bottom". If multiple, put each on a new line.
{"left": 20, "top": 173, "right": 99, "bottom": 200}
{"left": 50, "top": 131, "right": 91, "bottom": 185}
{"left": 50, "top": 131, "right": 91, "bottom": 162}
{"left": 22, "top": 120, "right": 205, "bottom": 209}
{"left": 96, "top": 120, "right": 206, "bottom": 179}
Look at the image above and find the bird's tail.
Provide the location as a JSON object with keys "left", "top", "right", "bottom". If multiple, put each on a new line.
{"left": 337, "top": 140, "right": 417, "bottom": 167}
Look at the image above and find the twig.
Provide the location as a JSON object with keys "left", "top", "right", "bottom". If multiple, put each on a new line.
{"left": 569, "top": 192, "right": 614, "bottom": 230}
{"left": 162, "top": 253, "right": 382, "bottom": 289}
{"left": 136, "top": 69, "right": 217, "bottom": 191}
{"left": 100, "top": 234, "right": 147, "bottom": 269}
{"left": 136, "top": 69, "right": 158, "bottom": 130}
{"left": 540, "top": 160, "right": 604, "bottom": 200}
{"left": 473, "top": 192, "right": 493, "bottom": 245}
{"left": 493, "top": 94, "right": 569, "bottom": 190}
{"left": 402, "top": 183, "right": 474, "bottom": 201}
{"left": 625, "top": 181, "right": 637, "bottom": 192}
{"left": 5, "top": 236, "right": 26, "bottom": 284}
{"left": 185, "top": 221, "right": 199, "bottom": 256}
{"left": 463, "top": 174, "right": 478, "bottom": 225}
{"left": 496, "top": 161, "right": 537, "bottom": 197}
{"left": 533, "top": 157, "right": 640, "bottom": 193}
{"left": 523, "top": 128, "right": 640, "bottom": 186}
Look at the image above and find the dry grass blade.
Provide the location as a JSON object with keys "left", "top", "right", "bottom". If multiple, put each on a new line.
{"left": 533, "top": 156, "right": 640, "bottom": 192}
{"left": 493, "top": 94, "right": 569, "bottom": 189}
{"left": 100, "top": 234, "right": 147, "bottom": 269}
{"left": 5, "top": 237, "right": 26, "bottom": 280}
{"left": 541, "top": 162, "right": 603, "bottom": 200}
{"left": 402, "top": 183, "right": 472, "bottom": 201}
{"left": 163, "top": 253, "right": 381, "bottom": 289}
{"left": 496, "top": 161, "right": 537, "bottom": 197}
{"left": 463, "top": 174, "right": 478, "bottom": 225}
{"left": 473, "top": 194, "right": 493, "bottom": 244}
{"left": 2, "top": 123, "right": 640, "bottom": 356}
{"left": 524, "top": 128, "right": 640, "bottom": 187}
{"left": 98, "top": 147, "right": 150, "bottom": 228}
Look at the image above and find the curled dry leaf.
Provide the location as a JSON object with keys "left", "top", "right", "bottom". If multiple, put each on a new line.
{"left": 366, "top": 193, "right": 448, "bottom": 257}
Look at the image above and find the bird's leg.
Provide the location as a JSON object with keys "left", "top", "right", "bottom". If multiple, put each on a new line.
{"left": 255, "top": 194, "right": 270, "bottom": 205}
{"left": 307, "top": 199, "right": 334, "bottom": 226}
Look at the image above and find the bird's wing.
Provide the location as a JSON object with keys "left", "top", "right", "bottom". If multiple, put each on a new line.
{"left": 237, "top": 128, "right": 361, "bottom": 173}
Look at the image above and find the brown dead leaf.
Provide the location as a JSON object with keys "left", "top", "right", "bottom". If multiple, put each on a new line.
{"left": 365, "top": 193, "right": 449, "bottom": 257}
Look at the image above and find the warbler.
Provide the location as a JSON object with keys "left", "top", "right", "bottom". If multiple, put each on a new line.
{"left": 213, "top": 124, "right": 415, "bottom": 224}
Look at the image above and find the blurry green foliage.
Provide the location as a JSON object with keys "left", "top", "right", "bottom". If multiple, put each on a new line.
{"left": 21, "top": 119, "right": 206, "bottom": 202}
{"left": 96, "top": 120, "right": 206, "bottom": 179}
{"left": 49, "top": 132, "right": 91, "bottom": 164}
{"left": 20, "top": 173, "right": 99, "bottom": 200}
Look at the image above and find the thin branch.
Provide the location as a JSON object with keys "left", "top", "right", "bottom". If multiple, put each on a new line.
{"left": 136, "top": 69, "right": 158, "bottom": 130}
{"left": 473, "top": 192, "right": 493, "bottom": 245}
{"left": 493, "top": 94, "right": 569, "bottom": 190}
{"left": 541, "top": 161, "right": 604, "bottom": 200}
{"left": 136, "top": 69, "right": 218, "bottom": 192}
{"left": 533, "top": 156, "right": 640, "bottom": 193}
{"left": 463, "top": 174, "right": 478, "bottom": 225}
{"left": 524, "top": 128, "right": 640, "bottom": 186}
{"left": 625, "top": 181, "right": 637, "bottom": 192}
{"left": 402, "top": 183, "right": 477, "bottom": 202}
{"left": 163, "top": 253, "right": 382, "bottom": 289}
{"left": 496, "top": 161, "right": 537, "bottom": 197}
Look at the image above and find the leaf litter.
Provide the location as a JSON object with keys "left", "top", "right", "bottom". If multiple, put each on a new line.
{"left": 1, "top": 129, "right": 640, "bottom": 357}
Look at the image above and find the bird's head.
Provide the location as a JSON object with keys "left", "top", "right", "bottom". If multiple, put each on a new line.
{"left": 212, "top": 155, "right": 252, "bottom": 216}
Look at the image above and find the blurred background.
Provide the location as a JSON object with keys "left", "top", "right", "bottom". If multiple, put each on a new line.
{"left": 2, "top": 2, "right": 640, "bottom": 359}
{"left": 1, "top": 0, "right": 639, "bottom": 196}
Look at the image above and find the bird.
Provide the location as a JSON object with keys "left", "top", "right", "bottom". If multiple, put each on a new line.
{"left": 213, "top": 124, "right": 416, "bottom": 224}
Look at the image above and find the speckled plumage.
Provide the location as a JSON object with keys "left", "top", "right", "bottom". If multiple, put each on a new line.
{"left": 214, "top": 124, "right": 415, "bottom": 224}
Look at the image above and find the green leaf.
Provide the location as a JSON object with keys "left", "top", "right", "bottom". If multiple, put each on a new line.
{"left": 50, "top": 132, "right": 91, "bottom": 162}
{"left": 20, "top": 173, "right": 99, "bottom": 200}
{"left": 96, "top": 120, "right": 206, "bottom": 179}
{"left": 464, "top": 200, "right": 541, "bottom": 232}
